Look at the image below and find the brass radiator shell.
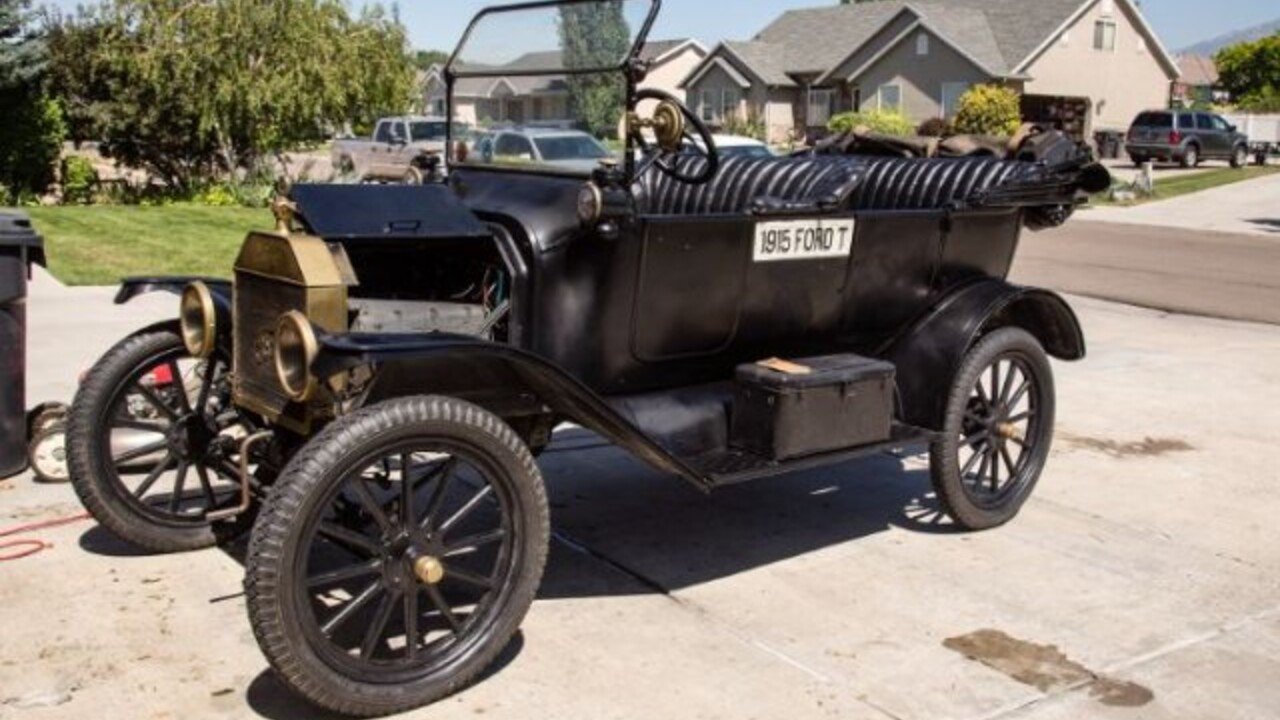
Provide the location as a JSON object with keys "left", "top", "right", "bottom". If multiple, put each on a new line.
{"left": 232, "top": 231, "right": 355, "bottom": 432}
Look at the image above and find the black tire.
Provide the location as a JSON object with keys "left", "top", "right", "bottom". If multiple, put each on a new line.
{"left": 1129, "top": 154, "right": 1147, "bottom": 167}
{"left": 246, "top": 396, "right": 549, "bottom": 717}
{"left": 1231, "top": 145, "right": 1248, "bottom": 169}
{"left": 67, "top": 323, "right": 253, "bottom": 553}
{"left": 1180, "top": 144, "right": 1199, "bottom": 168}
{"left": 929, "top": 327, "right": 1055, "bottom": 531}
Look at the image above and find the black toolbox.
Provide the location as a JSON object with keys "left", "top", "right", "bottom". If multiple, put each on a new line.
{"left": 730, "top": 354, "right": 895, "bottom": 461}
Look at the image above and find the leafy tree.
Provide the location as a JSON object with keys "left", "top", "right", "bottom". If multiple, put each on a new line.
{"left": 0, "top": 0, "right": 44, "bottom": 86}
{"left": 1, "top": 0, "right": 65, "bottom": 202}
{"left": 414, "top": 49, "right": 450, "bottom": 71}
{"left": 1215, "top": 33, "right": 1280, "bottom": 110}
{"left": 952, "top": 84, "right": 1022, "bottom": 137}
{"left": 47, "top": 0, "right": 417, "bottom": 190}
{"left": 558, "top": 1, "right": 630, "bottom": 138}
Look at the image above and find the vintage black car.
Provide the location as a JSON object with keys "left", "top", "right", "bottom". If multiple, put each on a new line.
{"left": 65, "top": 0, "right": 1108, "bottom": 715}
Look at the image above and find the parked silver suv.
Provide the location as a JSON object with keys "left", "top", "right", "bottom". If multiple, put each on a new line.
{"left": 1125, "top": 109, "right": 1250, "bottom": 169}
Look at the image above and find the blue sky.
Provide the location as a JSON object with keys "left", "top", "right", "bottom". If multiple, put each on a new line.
{"left": 42, "top": 0, "right": 1279, "bottom": 54}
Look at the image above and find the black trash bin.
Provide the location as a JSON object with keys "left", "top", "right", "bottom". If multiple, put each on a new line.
{"left": 0, "top": 212, "right": 46, "bottom": 478}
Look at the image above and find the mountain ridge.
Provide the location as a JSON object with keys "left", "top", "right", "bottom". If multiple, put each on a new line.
{"left": 1179, "top": 18, "right": 1280, "bottom": 57}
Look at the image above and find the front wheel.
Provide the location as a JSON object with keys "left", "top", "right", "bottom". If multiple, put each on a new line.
{"left": 245, "top": 396, "right": 549, "bottom": 717}
{"left": 1231, "top": 145, "right": 1248, "bottom": 169}
{"left": 929, "top": 327, "right": 1056, "bottom": 530}
{"left": 67, "top": 323, "right": 256, "bottom": 553}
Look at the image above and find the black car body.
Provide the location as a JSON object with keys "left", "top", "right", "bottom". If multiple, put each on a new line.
{"left": 69, "top": 0, "right": 1111, "bottom": 714}
{"left": 1125, "top": 109, "right": 1250, "bottom": 168}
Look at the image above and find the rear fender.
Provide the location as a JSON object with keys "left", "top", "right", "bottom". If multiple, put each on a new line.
{"left": 313, "top": 334, "right": 701, "bottom": 484}
{"left": 882, "top": 280, "right": 1085, "bottom": 430}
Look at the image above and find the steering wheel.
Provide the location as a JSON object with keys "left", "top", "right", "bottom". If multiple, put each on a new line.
{"left": 630, "top": 88, "right": 720, "bottom": 185}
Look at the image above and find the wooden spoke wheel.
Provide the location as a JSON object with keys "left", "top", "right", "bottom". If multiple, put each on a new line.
{"left": 67, "top": 323, "right": 255, "bottom": 553}
{"left": 246, "top": 397, "right": 548, "bottom": 717}
{"left": 930, "top": 327, "right": 1055, "bottom": 530}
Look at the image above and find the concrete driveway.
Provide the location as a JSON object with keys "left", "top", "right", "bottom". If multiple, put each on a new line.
{"left": 1080, "top": 169, "right": 1280, "bottom": 237}
{"left": 2, "top": 275, "right": 1279, "bottom": 720}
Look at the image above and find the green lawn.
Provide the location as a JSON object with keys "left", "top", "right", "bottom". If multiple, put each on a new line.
{"left": 24, "top": 204, "right": 267, "bottom": 286}
{"left": 1094, "top": 164, "right": 1280, "bottom": 207}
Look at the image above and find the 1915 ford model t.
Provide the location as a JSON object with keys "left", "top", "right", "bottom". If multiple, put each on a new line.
{"left": 65, "top": 0, "right": 1108, "bottom": 714}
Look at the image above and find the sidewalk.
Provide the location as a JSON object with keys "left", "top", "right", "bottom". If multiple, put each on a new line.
{"left": 1080, "top": 170, "right": 1280, "bottom": 237}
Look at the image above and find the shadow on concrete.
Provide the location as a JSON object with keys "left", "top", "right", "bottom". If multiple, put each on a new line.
{"left": 77, "top": 428, "right": 951, "bottom": 716}
{"left": 534, "top": 429, "right": 954, "bottom": 599}
{"left": 244, "top": 632, "right": 526, "bottom": 720}
{"left": 77, "top": 523, "right": 158, "bottom": 557}
{"left": 1246, "top": 218, "right": 1280, "bottom": 233}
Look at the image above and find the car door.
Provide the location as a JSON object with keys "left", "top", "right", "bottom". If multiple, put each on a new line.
{"left": 1210, "top": 115, "right": 1238, "bottom": 157}
{"left": 1195, "top": 113, "right": 1224, "bottom": 157}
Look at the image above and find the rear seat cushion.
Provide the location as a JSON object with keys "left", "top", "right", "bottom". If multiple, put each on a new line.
{"left": 633, "top": 154, "right": 1041, "bottom": 216}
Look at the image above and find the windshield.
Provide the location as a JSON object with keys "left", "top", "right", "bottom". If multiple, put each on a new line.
{"left": 446, "top": 0, "right": 658, "bottom": 175}
{"left": 409, "top": 121, "right": 449, "bottom": 142}
{"left": 451, "top": 0, "right": 656, "bottom": 75}
{"left": 535, "top": 135, "right": 610, "bottom": 161}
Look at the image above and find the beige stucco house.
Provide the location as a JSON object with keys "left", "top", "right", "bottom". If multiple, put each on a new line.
{"left": 681, "top": 0, "right": 1180, "bottom": 144}
{"left": 423, "top": 39, "right": 707, "bottom": 129}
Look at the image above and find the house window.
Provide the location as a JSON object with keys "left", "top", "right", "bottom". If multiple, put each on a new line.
{"left": 941, "top": 82, "right": 970, "bottom": 119}
{"left": 1094, "top": 20, "right": 1117, "bottom": 51}
{"left": 700, "top": 89, "right": 716, "bottom": 122}
{"left": 916, "top": 33, "right": 929, "bottom": 56}
{"left": 808, "top": 88, "right": 833, "bottom": 126}
{"left": 875, "top": 84, "right": 901, "bottom": 112}
{"left": 721, "top": 89, "right": 740, "bottom": 122}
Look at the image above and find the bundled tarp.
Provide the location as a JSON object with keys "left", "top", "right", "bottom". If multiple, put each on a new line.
{"left": 814, "top": 123, "right": 1087, "bottom": 166}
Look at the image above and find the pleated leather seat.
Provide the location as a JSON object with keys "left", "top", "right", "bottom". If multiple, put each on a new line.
{"left": 633, "top": 154, "right": 1041, "bottom": 216}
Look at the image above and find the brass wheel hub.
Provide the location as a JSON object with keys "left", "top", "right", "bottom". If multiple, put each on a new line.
{"left": 995, "top": 422, "right": 1019, "bottom": 441}
{"left": 413, "top": 556, "right": 445, "bottom": 586}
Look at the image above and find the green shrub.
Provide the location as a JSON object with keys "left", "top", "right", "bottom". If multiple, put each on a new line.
{"left": 0, "top": 93, "right": 67, "bottom": 203}
{"left": 722, "top": 112, "right": 767, "bottom": 142}
{"left": 60, "top": 156, "right": 99, "bottom": 205}
{"left": 828, "top": 108, "right": 914, "bottom": 137}
{"left": 916, "top": 117, "right": 950, "bottom": 137}
{"left": 191, "top": 182, "right": 272, "bottom": 208}
{"left": 952, "top": 84, "right": 1022, "bottom": 137}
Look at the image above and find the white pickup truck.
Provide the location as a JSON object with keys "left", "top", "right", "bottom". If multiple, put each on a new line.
{"left": 331, "top": 116, "right": 457, "bottom": 182}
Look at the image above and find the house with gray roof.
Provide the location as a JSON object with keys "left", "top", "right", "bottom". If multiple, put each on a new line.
{"left": 680, "top": 0, "right": 1180, "bottom": 144}
{"left": 423, "top": 39, "right": 706, "bottom": 129}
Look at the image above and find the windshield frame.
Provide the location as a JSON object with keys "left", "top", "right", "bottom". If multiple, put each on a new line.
{"left": 442, "top": 0, "right": 661, "bottom": 179}
{"left": 446, "top": 0, "right": 661, "bottom": 78}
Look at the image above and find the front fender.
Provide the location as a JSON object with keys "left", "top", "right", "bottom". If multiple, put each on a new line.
{"left": 882, "top": 279, "right": 1085, "bottom": 430}
{"left": 313, "top": 333, "right": 700, "bottom": 483}
{"left": 115, "top": 276, "right": 234, "bottom": 352}
{"left": 114, "top": 276, "right": 231, "bottom": 306}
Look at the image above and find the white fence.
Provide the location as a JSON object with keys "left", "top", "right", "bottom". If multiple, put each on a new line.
{"left": 1222, "top": 113, "right": 1280, "bottom": 144}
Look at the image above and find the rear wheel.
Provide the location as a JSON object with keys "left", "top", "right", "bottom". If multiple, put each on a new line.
{"left": 1181, "top": 144, "right": 1199, "bottom": 168}
{"left": 67, "top": 323, "right": 255, "bottom": 553}
{"left": 245, "top": 396, "right": 549, "bottom": 717}
{"left": 1129, "top": 154, "right": 1147, "bottom": 167}
{"left": 929, "top": 328, "right": 1055, "bottom": 530}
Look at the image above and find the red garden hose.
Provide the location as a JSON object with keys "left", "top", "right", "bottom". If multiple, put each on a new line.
{"left": 0, "top": 512, "right": 91, "bottom": 562}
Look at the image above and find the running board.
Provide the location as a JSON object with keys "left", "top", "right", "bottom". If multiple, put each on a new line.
{"left": 689, "top": 424, "right": 937, "bottom": 488}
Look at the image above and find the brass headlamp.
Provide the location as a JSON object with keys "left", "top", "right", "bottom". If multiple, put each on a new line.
{"left": 179, "top": 281, "right": 217, "bottom": 359}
